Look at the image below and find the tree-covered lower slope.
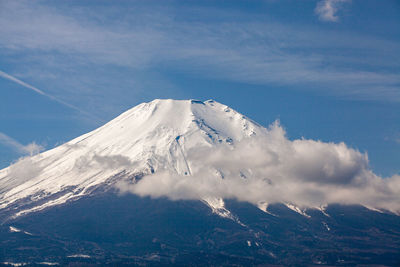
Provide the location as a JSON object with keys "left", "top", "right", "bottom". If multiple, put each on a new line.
{"left": 1, "top": 191, "right": 399, "bottom": 266}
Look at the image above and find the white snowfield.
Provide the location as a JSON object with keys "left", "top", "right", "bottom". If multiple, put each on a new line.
{"left": 0, "top": 99, "right": 265, "bottom": 218}
{"left": 1, "top": 99, "right": 399, "bottom": 219}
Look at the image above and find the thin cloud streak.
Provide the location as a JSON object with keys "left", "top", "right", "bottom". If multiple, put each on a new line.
{"left": 0, "top": 132, "right": 27, "bottom": 154}
{"left": 0, "top": 70, "right": 104, "bottom": 124}
{"left": 0, "top": 132, "right": 43, "bottom": 156}
{"left": 0, "top": 70, "right": 46, "bottom": 96}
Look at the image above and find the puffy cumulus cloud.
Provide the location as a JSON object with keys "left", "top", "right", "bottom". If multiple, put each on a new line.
{"left": 315, "top": 0, "right": 350, "bottom": 22}
{"left": 117, "top": 121, "right": 400, "bottom": 214}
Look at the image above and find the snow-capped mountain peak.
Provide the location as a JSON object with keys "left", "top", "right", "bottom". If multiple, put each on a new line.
{"left": 0, "top": 99, "right": 264, "bottom": 219}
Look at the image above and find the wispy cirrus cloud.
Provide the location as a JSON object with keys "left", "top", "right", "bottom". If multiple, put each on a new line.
{"left": 315, "top": 0, "right": 351, "bottom": 22}
{"left": 0, "top": 0, "right": 398, "bottom": 110}
{"left": 0, "top": 132, "right": 43, "bottom": 156}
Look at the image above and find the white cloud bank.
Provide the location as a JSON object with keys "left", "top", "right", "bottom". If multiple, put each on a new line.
{"left": 118, "top": 122, "right": 400, "bottom": 214}
{"left": 315, "top": 0, "right": 350, "bottom": 22}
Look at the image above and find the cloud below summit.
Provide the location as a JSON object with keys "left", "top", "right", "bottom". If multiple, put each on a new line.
{"left": 119, "top": 121, "right": 400, "bottom": 214}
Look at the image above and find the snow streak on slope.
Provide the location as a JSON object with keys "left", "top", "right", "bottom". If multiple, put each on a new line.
{"left": 1, "top": 99, "right": 400, "bottom": 219}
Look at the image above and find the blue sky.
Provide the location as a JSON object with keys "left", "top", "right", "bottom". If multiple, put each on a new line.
{"left": 0, "top": 0, "right": 399, "bottom": 177}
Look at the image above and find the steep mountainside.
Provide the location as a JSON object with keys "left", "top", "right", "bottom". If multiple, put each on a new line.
{"left": 0, "top": 99, "right": 264, "bottom": 220}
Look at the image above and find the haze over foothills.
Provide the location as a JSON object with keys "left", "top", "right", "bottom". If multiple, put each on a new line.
{"left": 0, "top": 0, "right": 399, "bottom": 178}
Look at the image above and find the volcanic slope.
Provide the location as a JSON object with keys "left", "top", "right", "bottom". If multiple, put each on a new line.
{"left": 0, "top": 99, "right": 264, "bottom": 219}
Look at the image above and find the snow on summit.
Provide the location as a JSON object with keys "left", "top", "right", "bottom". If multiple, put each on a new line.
{"left": 0, "top": 99, "right": 399, "bottom": 219}
{"left": 0, "top": 99, "right": 262, "bottom": 218}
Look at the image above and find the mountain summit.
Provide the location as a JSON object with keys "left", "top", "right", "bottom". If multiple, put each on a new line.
{"left": 0, "top": 99, "right": 264, "bottom": 219}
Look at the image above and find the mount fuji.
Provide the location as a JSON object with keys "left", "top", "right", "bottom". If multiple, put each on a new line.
{"left": 1, "top": 99, "right": 399, "bottom": 266}
{"left": 0, "top": 99, "right": 264, "bottom": 220}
